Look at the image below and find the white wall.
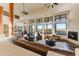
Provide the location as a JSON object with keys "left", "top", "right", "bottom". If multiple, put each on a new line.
{"left": 20, "top": 16, "right": 29, "bottom": 32}
{"left": 2, "top": 16, "right": 9, "bottom": 25}
{"left": 0, "top": 15, "right": 24, "bottom": 41}
{"left": 13, "top": 18, "right": 24, "bottom": 31}
{"left": 1, "top": 15, "right": 24, "bottom": 36}
{"left": 25, "top": 3, "right": 79, "bottom": 41}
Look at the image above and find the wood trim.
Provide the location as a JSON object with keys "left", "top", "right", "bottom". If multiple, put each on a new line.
{"left": 3, "top": 10, "right": 19, "bottom": 19}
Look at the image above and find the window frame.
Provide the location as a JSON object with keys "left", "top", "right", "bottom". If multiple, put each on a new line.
{"left": 54, "top": 13, "right": 68, "bottom": 35}
{"left": 44, "top": 23, "right": 53, "bottom": 34}
{"left": 28, "top": 12, "right": 69, "bottom": 36}
{"left": 36, "top": 24, "right": 43, "bottom": 34}
{"left": 55, "top": 22, "right": 67, "bottom": 35}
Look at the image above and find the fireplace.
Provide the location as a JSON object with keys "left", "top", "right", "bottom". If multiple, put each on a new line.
{"left": 68, "top": 31, "right": 78, "bottom": 41}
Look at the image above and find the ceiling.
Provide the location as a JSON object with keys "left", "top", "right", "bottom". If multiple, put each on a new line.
{"left": 0, "top": 3, "right": 47, "bottom": 17}
{"left": 14, "top": 3, "right": 47, "bottom": 16}
{"left": 0, "top": 3, "right": 58, "bottom": 17}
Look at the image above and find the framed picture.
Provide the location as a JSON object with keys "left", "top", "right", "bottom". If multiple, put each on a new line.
{"left": 3, "top": 24, "right": 9, "bottom": 34}
{"left": 13, "top": 26, "right": 18, "bottom": 32}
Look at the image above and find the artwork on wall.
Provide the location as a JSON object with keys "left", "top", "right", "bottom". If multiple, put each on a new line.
{"left": 13, "top": 26, "right": 18, "bottom": 32}
{"left": 13, "top": 26, "right": 22, "bottom": 32}
{"left": 13, "top": 26, "right": 18, "bottom": 36}
{"left": 3, "top": 24, "right": 9, "bottom": 37}
{"left": 3, "top": 24, "right": 9, "bottom": 34}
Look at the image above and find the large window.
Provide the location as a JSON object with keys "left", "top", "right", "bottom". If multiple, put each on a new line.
{"left": 55, "top": 14, "right": 67, "bottom": 35}
{"left": 36, "top": 18, "right": 43, "bottom": 23}
{"left": 44, "top": 24, "right": 52, "bottom": 34}
{"left": 44, "top": 16, "right": 53, "bottom": 23}
{"left": 36, "top": 18, "right": 43, "bottom": 34}
{"left": 29, "top": 25, "right": 35, "bottom": 36}
{"left": 55, "top": 14, "right": 67, "bottom": 21}
{"left": 29, "top": 13, "right": 68, "bottom": 36}
{"left": 36, "top": 24, "right": 43, "bottom": 34}
{"left": 44, "top": 16, "right": 53, "bottom": 34}
{"left": 29, "top": 19, "right": 35, "bottom": 24}
{"left": 55, "top": 23, "right": 67, "bottom": 35}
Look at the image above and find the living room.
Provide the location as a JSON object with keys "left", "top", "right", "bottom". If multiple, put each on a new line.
{"left": 0, "top": 3, "right": 79, "bottom": 56}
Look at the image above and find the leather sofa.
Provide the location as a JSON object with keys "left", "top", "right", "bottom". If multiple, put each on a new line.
{"left": 36, "top": 35, "right": 42, "bottom": 41}
{"left": 12, "top": 39, "right": 75, "bottom": 56}
{"left": 12, "top": 39, "right": 49, "bottom": 56}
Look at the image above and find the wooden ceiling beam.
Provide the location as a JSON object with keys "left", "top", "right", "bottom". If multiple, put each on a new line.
{"left": 3, "top": 10, "right": 19, "bottom": 19}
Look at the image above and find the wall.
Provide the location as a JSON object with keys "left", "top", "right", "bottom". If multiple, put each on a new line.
{"left": 13, "top": 18, "right": 24, "bottom": 32}
{"left": 20, "top": 16, "right": 29, "bottom": 32}
{"left": 25, "top": 3, "right": 79, "bottom": 41}
{"left": 1, "top": 15, "right": 24, "bottom": 37}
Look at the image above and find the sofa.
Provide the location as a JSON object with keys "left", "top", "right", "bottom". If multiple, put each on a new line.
{"left": 12, "top": 38, "right": 75, "bottom": 56}
{"left": 36, "top": 35, "right": 42, "bottom": 41}
{"left": 12, "top": 39, "right": 49, "bottom": 56}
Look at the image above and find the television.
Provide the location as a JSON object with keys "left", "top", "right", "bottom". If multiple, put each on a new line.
{"left": 68, "top": 31, "right": 78, "bottom": 41}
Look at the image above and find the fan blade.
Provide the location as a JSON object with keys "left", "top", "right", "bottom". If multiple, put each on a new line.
{"left": 53, "top": 3, "right": 58, "bottom": 5}
{"left": 51, "top": 4, "right": 53, "bottom": 8}
{"left": 47, "top": 5, "right": 50, "bottom": 8}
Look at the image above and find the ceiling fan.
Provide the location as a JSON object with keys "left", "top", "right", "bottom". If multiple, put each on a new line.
{"left": 19, "top": 3, "right": 29, "bottom": 15}
{"left": 45, "top": 3, "right": 58, "bottom": 8}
